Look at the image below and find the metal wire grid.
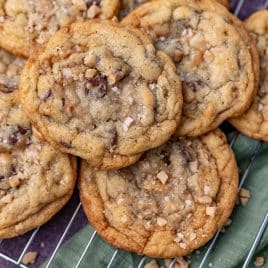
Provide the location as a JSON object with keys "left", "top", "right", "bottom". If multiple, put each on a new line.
{"left": 0, "top": 1, "right": 268, "bottom": 267}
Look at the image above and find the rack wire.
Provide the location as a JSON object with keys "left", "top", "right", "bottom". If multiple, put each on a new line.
{"left": 0, "top": 1, "right": 268, "bottom": 267}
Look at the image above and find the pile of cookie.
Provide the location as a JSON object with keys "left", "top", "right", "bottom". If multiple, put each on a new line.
{"left": 0, "top": 0, "right": 266, "bottom": 260}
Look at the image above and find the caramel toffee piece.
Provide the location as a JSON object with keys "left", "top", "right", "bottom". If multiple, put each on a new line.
{"left": 19, "top": 20, "right": 182, "bottom": 169}
{"left": 0, "top": 0, "right": 120, "bottom": 57}
{"left": 0, "top": 48, "right": 77, "bottom": 239}
{"left": 79, "top": 129, "right": 238, "bottom": 258}
{"left": 230, "top": 10, "right": 268, "bottom": 141}
{"left": 122, "top": 0, "right": 259, "bottom": 136}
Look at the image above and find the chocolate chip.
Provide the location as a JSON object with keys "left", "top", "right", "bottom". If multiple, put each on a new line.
{"left": 60, "top": 141, "right": 72, "bottom": 149}
{"left": 110, "top": 129, "right": 118, "bottom": 147}
{"left": 8, "top": 135, "right": 18, "bottom": 145}
{"left": 17, "top": 126, "right": 28, "bottom": 135}
{"left": 0, "top": 83, "right": 16, "bottom": 94}
{"left": 88, "top": 75, "right": 108, "bottom": 98}
{"left": 0, "top": 175, "right": 4, "bottom": 180}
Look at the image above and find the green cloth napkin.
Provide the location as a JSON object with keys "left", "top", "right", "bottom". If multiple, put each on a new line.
{"left": 44, "top": 134, "right": 268, "bottom": 268}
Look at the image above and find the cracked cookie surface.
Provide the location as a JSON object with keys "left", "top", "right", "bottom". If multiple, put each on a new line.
{"left": 79, "top": 129, "right": 238, "bottom": 258}
{"left": 230, "top": 10, "right": 268, "bottom": 141}
{"left": 0, "top": 48, "right": 77, "bottom": 238}
{"left": 19, "top": 20, "right": 182, "bottom": 169}
{"left": 122, "top": 0, "right": 259, "bottom": 137}
{"left": 0, "top": 0, "right": 120, "bottom": 57}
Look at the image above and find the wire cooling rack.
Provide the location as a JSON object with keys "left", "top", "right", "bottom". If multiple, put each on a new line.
{"left": 0, "top": 1, "right": 268, "bottom": 267}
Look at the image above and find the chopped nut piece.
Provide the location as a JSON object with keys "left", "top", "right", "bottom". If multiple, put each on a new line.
{"left": 1, "top": 194, "right": 13, "bottom": 204}
{"left": 156, "top": 171, "right": 169, "bottom": 184}
{"left": 179, "top": 242, "right": 187, "bottom": 249}
{"left": 85, "top": 69, "right": 97, "bottom": 79}
{"left": 121, "top": 215, "right": 128, "bottom": 223}
{"left": 254, "top": 256, "right": 265, "bottom": 267}
{"left": 123, "top": 117, "right": 134, "bottom": 132}
{"left": 9, "top": 176, "right": 20, "bottom": 188}
{"left": 149, "top": 83, "right": 157, "bottom": 90}
{"left": 206, "top": 207, "right": 217, "bottom": 217}
{"left": 174, "top": 49, "right": 184, "bottom": 62}
{"left": 111, "top": 86, "right": 119, "bottom": 93}
{"left": 185, "top": 199, "right": 192, "bottom": 206}
{"left": 144, "top": 260, "right": 159, "bottom": 268}
{"left": 22, "top": 251, "right": 38, "bottom": 265}
{"left": 189, "top": 232, "right": 197, "bottom": 241}
{"left": 239, "top": 188, "right": 251, "bottom": 206}
{"left": 84, "top": 53, "right": 97, "bottom": 67}
{"left": 196, "top": 195, "right": 212, "bottom": 204}
{"left": 189, "top": 160, "right": 198, "bottom": 173}
{"left": 87, "top": 4, "right": 101, "bottom": 19}
{"left": 153, "top": 23, "right": 170, "bottom": 37}
{"left": 157, "top": 217, "right": 167, "bottom": 226}
{"left": 204, "top": 185, "right": 210, "bottom": 195}
{"left": 108, "top": 71, "right": 125, "bottom": 85}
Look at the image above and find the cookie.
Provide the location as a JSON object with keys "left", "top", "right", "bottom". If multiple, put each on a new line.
{"left": 229, "top": 10, "right": 268, "bottom": 140}
{"left": 0, "top": 0, "right": 120, "bottom": 57}
{"left": 19, "top": 20, "right": 182, "bottom": 169}
{"left": 79, "top": 129, "right": 238, "bottom": 258}
{"left": 118, "top": 0, "right": 229, "bottom": 19}
{"left": 122, "top": 0, "right": 259, "bottom": 136}
{"left": 0, "top": 48, "right": 77, "bottom": 238}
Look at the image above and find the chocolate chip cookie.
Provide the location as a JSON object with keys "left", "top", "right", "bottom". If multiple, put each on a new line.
{"left": 229, "top": 10, "right": 268, "bottom": 140}
{"left": 0, "top": 0, "right": 120, "bottom": 57}
{"left": 19, "top": 20, "right": 182, "bottom": 169}
{"left": 122, "top": 0, "right": 259, "bottom": 136}
{"left": 118, "top": 0, "right": 229, "bottom": 19}
{"left": 79, "top": 129, "right": 238, "bottom": 258}
{"left": 0, "top": 48, "right": 77, "bottom": 238}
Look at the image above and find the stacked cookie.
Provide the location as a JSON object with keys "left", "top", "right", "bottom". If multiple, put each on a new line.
{"left": 0, "top": 0, "right": 265, "bottom": 260}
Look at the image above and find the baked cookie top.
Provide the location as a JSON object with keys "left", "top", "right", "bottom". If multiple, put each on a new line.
{"left": 79, "top": 129, "right": 238, "bottom": 258}
{"left": 230, "top": 10, "right": 268, "bottom": 140}
{"left": 0, "top": 48, "right": 77, "bottom": 238}
{"left": 19, "top": 20, "right": 182, "bottom": 169}
{"left": 0, "top": 49, "right": 29, "bottom": 152}
{"left": 122, "top": 0, "right": 259, "bottom": 136}
{"left": 118, "top": 0, "right": 229, "bottom": 19}
{"left": 0, "top": 0, "right": 120, "bottom": 57}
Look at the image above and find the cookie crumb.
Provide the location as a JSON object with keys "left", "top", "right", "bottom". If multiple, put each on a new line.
{"left": 22, "top": 251, "right": 38, "bottom": 265}
{"left": 175, "top": 257, "right": 189, "bottom": 268}
{"left": 40, "top": 242, "right": 45, "bottom": 248}
{"left": 239, "top": 188, "right": 251, "bottom": 206}
{"left": 208, "top": 263, "right": 213, "bottom": 267}
{"left": 144, "top": 260, "right": 159, "bottom": 268}
{"left": 156, "top": 171, "right": 169, "bottom": 184}
{"left": 254, "top": 256, "right": 265, "bottom": 267}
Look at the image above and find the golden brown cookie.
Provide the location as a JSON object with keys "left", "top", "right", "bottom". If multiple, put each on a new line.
{"left": 122, "top": 0, "right": 259, "bottom": 137}
{"left": 19, "top": 20, "right": 182, "bottom": 169}
{"left": 118, "top": 0, "right": 229, "bottom": 19}
{"left": 79, "top": 129, "right": 238, "bottom": 258}
{"left": 0, "top": 0, "right": 120, "bottom": 57}
{"left": 229, "top": 10, "right": 268, "bottom": 140}
{"left": 0, "top": 48, "right": 77, "bottom": 238}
